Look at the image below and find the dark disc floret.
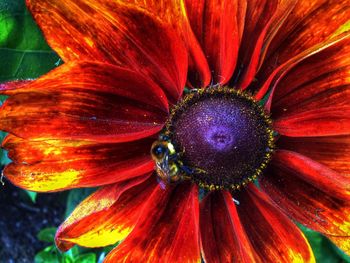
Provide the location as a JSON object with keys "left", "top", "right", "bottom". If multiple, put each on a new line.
{"left": 158, "top": 87, "right": 274, "bottom": 191}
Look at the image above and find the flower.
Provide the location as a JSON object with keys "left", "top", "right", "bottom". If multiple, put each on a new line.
{"left": 1, "top": 0, "right": 350, "bottom": 262}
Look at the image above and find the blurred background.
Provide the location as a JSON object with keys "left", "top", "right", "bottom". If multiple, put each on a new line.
{"left": 0, "top": 0, "right": 349, "bottom": 262}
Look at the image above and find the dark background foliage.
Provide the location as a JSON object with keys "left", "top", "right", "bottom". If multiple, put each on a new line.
{"left": 0, "top": 0, "right": 349, "bottom": 262}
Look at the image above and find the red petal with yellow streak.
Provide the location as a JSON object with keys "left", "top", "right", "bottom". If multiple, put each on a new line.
{"left": 26, "top": 0, "right": 188, "bottom": 102}
{"left": 278, "top": 135, "right": 350, "bottom": 175}
{"left": 200, "top": 190, "right": 257, "bottom": 263}
{"left": 2, "top": 135, "right": 155, "bottom": 192}
{"left": 235, "top": 185, "right": 315, "bottom": 262}
{"left": 104, "top": 183, "right": 200, "bottom": 263}
{"left": 260, "top": 150, "right": 350, "bottom": 240}
{"left": 0, "top": 61, "right": 168, "bottom": 143}
{"left": 55, "top": 175, "right": 157, "bottom": 251}
{"left": 184, "top": 0, "right": 241, "bottom": 85}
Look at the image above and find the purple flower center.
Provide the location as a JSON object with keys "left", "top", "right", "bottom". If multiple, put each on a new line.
{"left": 165, "top": 88, "right": 274, "bottom": 190}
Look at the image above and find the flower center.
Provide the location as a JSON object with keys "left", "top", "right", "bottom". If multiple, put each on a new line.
{"left": 151, "top": 87, "right": 274, "bottom": 191}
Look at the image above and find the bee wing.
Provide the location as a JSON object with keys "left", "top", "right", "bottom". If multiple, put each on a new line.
{"left": 157, "top": 177, "right": 168, "bottom": 190}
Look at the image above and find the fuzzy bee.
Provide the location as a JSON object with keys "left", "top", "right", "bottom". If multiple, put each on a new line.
{"left": 151, "top": 135, "right": 195, "bottom": 187}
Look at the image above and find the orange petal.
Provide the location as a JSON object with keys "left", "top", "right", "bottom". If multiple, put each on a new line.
{"left": 26, "top": 0, "right": 188, "bottom": 102}
{"left": 278, "top": 135, "right": 350, "bottom": 175}
{"left": 0, "top": 61, "right": 168, "bottom": 143}
{"left": 2, "top": 135, "right": 155, "bottom": 192}
{"left": 55, "top": 175, "right": 157, "bottom": 251}
{"left": 104, "top": 183, "right": 201, "bottom": 263}
{"left": 260, "top": 150, "right": 350, "bottom": 238}
{"left": 184, "top": 0, "right": 241, "bottom": 85}
{"left": 262, "top": 0, "right": 350, "bottom": 78}
{"left": 200, "top": 190, "right": 257, "bottom": 263}
{"left": 235, "top": 185, "right": 315, "bottom": 262}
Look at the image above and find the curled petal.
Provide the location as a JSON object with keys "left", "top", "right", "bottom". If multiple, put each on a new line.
{"left": 104, "top": 183, "right": 200, "bottom": 263}
{"left": 2, "top": 135, "right": 155, "bottom": 192}
{"left": 56, "top": 175, "right": 157, "bottom": 251}
{"left": 0, "top": 61, "right": 168, "bottom": 143}
{"left": 260, "top": 150, "right": 350, "bottom": 239}
{"left": 26, "top": 0, "right": 188, "bottom": 102}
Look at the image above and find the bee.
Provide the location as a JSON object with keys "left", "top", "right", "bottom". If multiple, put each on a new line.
{"left": 151, "top": 135, "right": 196, "bottom": 187}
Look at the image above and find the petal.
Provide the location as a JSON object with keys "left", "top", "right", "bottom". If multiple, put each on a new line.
{"left": 236, "top": 0, "right": 297, "bottom": 89}
{"left": 0, "top": 61, "right": 168, "bottom": 143}
{"left": 235, "top": 185, "right": 315, "bottom": 262}
{"left": 184, "top": 0, "right": 241, "bottom": 85}
{"left": 55, "top": 175, "right": 157, "bottom": 251}
{"left": 26, "top": 0, "right": 188, "bottom": 102}
{"left": 200, "top": 190, "right": 257, "bottom": 263}
{"left": 272, "top": 107, "right": 350, "bottom": 137}
{"left": 0, "top": 80, "right": 31, "bottom": 90}
{"left": 256, "top": 32, "right": 349, "bottom": 105}
{"left": 278, "top": 135, "right": 350, "bottom": 175}
{"left": 326, "top": 236, "right": 350, "bottom": 255}
{"left": 104, "top": 183, "right": 200, "bottom": 263}
{"left": 262, "top": 0, "right": 350, "bottom": 77}
{"left": 2, "top": 135, "right": 155, "bottom": 192}
{"left": 269, "top": 35, "right": 350, "bottom": 136}
{"left": 271, "top": 37, "right": 350, "bottom": 111}
{"left": 260, "top": 150, "right": 350, "bottom": 238}
{"left": 114, "top": 0, "right": 212, "bottom": 89}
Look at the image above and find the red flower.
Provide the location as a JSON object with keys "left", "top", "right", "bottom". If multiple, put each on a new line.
{"left": 1, "top": 0, "right": 350, "bottom": 262}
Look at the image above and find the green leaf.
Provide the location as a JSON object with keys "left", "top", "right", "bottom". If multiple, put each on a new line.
{"left": 65, "top": 246, "right": 79, "bottom": 259}
{"left": 300, "top": 225, "right": 350, "bottom": 262}
{"left": 34, "top": 246, "right": 60, "bottom": 263}
{"left": 75, "top": 253, "right": 97, "bottom": 263}
{"left": 25, "top": 190, "right": 37, "bottom": 203}
{"left": 0, "top": 0, "right": 60, "bottom": 82}
{"left": 37, "top": 227, "right": 57, "bottom": 243}
{"left": 62, "top": 256, "right": 74, "bottom": 263}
